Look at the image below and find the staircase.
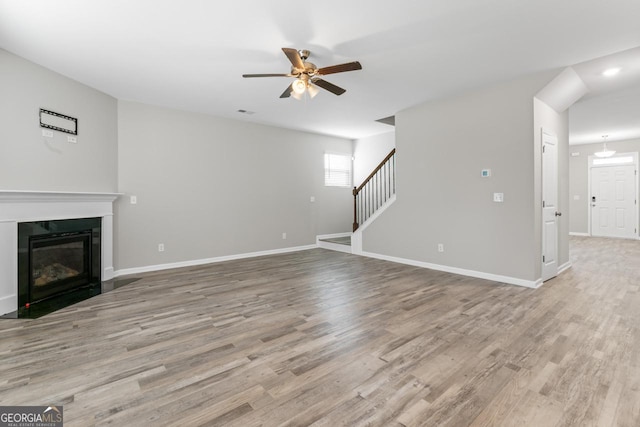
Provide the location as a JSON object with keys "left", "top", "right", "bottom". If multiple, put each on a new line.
{"left": 353, "top": 148, "right": 396, "bottom": 231}
{"left": 317, "top": 149, "right": 396, "bottom": 254}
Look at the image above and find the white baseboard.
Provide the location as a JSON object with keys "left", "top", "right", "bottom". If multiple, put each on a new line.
{"left": 569, "top": 232, "right": 590, "bottom": 237}
{"left": 114, "top": 244, "right": 317, "bottom": 277}
{"left": 359, "top": 251, "right": 541, "bottom": 289}
{"left": 558, "top": 261, "right": 572, "bottom": 274}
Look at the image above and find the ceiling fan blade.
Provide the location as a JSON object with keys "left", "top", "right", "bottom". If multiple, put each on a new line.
{"left": 279, "top": 83, "right": 293, "bottom": 98}
{"left": 311, "top": 78, "right": 346, "bottom": 96}
{"left": 243, "top": 73, "right": 292, "bottom": 78}
{"left": 282, "top": 47, "right": 305, "bottom": 70}
{"left": 317, "top": 61, "right": 362, "bottom": 75}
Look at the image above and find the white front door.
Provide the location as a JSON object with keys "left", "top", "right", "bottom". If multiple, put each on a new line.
{"left": 542, "top": 129, "right": 559, "bottom": 282}
{"left": 591, "top": 165, "right": 637, "bottom": 238}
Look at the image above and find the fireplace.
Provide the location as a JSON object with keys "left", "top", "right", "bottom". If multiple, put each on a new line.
{"left": 18, "top": 218, "right": 101, "bottom": 309}
{"left": 0, "top": 190, "right": 119, "bottom": 317}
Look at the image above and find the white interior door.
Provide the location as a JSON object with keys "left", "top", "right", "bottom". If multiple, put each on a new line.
{"left": 542, "top": 130, "right": 559, "bottom": 282}
{"left": 591, "top": 165, "right": 637, "bottom": 238}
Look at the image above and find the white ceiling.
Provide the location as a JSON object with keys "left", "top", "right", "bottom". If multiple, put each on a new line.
{"left": 1, "top": 0, "right": 639, "bottom": 140}
{"left": 570, "top": 47, "right": 640, "bottom": 145}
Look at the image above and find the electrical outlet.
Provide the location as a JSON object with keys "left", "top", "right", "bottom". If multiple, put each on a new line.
{"left": 438, "top": 243, "right": 444, "bottom": 252}
{"left": 42, "top": 129, "right": 54, "bottom": 138}
{"left": 130, "top": 195, "right": 137, "bottom": 204}
{"left": 67, "top": 136, "right": 77, "bottom": 143}
{"left": 282, "top": 232, "right": 287, "bottom": 240}
{"left": 158, "top": 243, "right": 165, "bottom": 252}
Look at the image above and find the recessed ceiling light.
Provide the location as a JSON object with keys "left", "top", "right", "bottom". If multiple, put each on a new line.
{"left": 602, "top": 67, "right": 621, "bottom": 77}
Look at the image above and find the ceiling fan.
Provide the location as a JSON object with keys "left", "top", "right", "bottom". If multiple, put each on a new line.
{"left": 242, "top": 48, "right": 362, "bottom": 99}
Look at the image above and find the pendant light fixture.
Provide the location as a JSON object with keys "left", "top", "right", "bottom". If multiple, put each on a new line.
{"left": 594, "top": 135, "right": 615, "bottom": 158}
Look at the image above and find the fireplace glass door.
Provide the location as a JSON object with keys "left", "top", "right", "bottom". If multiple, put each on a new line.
{"left": 29, "top": 232, "right": 92, "bottom": 302}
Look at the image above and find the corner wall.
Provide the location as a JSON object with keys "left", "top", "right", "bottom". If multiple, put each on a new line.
{"left": 361, "top": 71, "right": 559, "bottom": 284}
{"left": 115, "top": 100, "right": 353, "bottom": 271}
{"left": 0, "top": 49, "right": 118, "bottom": 192}
{"left": 353, "top": 131, "right": 395, "bottom": 185}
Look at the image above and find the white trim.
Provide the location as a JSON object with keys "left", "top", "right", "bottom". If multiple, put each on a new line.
{"left": 541, "top": 128, "right": 559, "bottom": 282}
{"left": 316, "top": 232, "right": 351, "bottom": 241}
{"left": 316, "top": 232, "right": 353, "bottom": 253}
{"left": 569, "top": 232, "right": 590, "bottom": 237}
{"left": 359, "top": 250, "right": 542, "bottom": 289}
{"left": 0, "top": 190, "right": 122, "bottom": 204}
{"left": 352, "top": 194, "right": 396, "bottom": 255}
{"left": 114, "top": 244, "right": 317, "bottom": 277}
{"left": 558, "top": 261, "right": 572, "bottom": 274}
{"left": 588, "top": 152, "right": 638, "bottom": 168}
{"left": 0, "top": 295, "right": 15, "bottom": 318}
{"left": 587, "top": 152, "right": 639, "bottom": 239}
{"left": 0, "top": 190, "right": 120, "bottom": 316}
{"left": 324, "top": 152, "right": 353, "bottom": 188}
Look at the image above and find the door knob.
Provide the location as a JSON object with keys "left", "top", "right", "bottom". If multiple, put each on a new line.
{"left": 555, "top": 211, "right": 562, "bottom": 217}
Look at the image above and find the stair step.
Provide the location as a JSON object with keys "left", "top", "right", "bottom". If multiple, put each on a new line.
{"left": 319, "top": 236, "right": 351, "bottom": 246}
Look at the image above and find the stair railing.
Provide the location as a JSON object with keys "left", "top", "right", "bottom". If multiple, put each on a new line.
{"left": 353, "top": 148, "right": 396, "bottom": 231}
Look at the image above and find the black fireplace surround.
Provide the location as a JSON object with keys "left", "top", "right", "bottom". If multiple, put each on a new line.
{"left": 18, "top": 218, "right": 101, "bottom": 310}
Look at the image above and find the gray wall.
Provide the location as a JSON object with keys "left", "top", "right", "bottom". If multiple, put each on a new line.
{"left": 362, "top": 71, "right": 560, "bottom": 282}
{"left": 353, "top": 131, "right": 395, "bottom": 185}
{"left": 0, "top": 49, "right": 117, "bottom": 192}
{"left": 569, "top": 137, "right": 640, "bottom": 234}
{"left": 116, "top": 101, "right": 353, "bottom": 270}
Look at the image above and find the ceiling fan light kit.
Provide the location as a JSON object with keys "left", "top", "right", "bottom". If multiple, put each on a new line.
{"left": 292, "top": 78, "right": 307, "bottom": 94}
{"left": 243, "top": 47, "right": 362, "bottom": 100}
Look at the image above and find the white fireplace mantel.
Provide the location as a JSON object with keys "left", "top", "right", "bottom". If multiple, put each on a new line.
{"left": 0, "top": 190, "right": 121, "bottom": 316}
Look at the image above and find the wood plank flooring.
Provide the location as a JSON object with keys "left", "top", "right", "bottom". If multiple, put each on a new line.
{"left": 0, "top": 236, "right": 639, "bottom": 426}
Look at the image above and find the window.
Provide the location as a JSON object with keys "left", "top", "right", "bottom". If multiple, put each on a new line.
{"left": 324, "top": 153, "right": 352, "bottom": 187}
{"left": 592, "top": 156, "right": 634, "bottom": 166}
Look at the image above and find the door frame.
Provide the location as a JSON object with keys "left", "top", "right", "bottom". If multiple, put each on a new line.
{"left": 541, "top": 128, "right": 559, "bottom": 282}
{"left": 587, "top": 151, "right": 640, "bottom": 239}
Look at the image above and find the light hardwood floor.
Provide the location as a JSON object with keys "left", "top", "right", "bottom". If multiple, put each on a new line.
{"left": 1, "top": 236, "right": 639, "bottom": 426}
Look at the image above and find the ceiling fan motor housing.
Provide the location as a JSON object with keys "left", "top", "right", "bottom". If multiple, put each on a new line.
{"left": 293, "top": 62, "right": 317, "bottom": 77}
